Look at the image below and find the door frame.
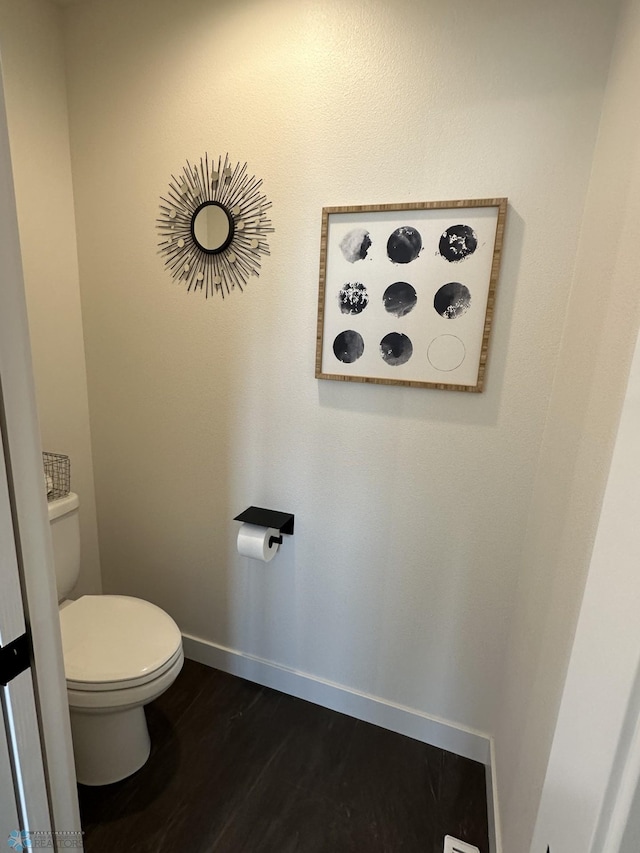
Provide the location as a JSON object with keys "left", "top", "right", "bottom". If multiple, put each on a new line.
{"left": 530, "top": 323, "right": 640, "bottom": 852}
{"left": 0, "top": 57, "right": 81, "bottom": 840}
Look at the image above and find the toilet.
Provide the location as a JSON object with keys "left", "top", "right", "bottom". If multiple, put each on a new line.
{"left": 49, "top": 492, "right": 184, "bottom": 786}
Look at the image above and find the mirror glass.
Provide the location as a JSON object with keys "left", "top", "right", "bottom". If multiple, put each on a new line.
{"left": 192, "top": 202, "right": 233, "bottom": 253}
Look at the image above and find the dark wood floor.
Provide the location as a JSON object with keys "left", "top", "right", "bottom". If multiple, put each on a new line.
{"left": 78, "top": 659, "right": 489, "bottom": 853}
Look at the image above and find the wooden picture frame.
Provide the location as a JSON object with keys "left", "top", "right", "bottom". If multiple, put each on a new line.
{"left": 315, "top": 198, "right": 507, "bottom": 392}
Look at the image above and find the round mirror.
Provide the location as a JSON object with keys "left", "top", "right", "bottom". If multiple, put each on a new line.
{"left": 191, "top": 202, "right": 234, "bottom": 254}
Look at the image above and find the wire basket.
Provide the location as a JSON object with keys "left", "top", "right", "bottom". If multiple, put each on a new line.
{"left": 43, "top": 452, "right": 70, "bottom": 501}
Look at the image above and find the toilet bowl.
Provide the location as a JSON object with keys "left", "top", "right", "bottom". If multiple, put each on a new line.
{"left": 49, "top": 493, "right": 184, "bottom": 785}
{"left": 59, "top": 594, "right": 183, "bottom": 785}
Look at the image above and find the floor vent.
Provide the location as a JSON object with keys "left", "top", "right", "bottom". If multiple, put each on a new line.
{"left": 443, "top": 836, "right": 480, "bottom": 853}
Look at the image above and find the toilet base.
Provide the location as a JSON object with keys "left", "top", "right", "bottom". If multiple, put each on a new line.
{"left": 70, "top": 705, "right": 151, "bottom": 786}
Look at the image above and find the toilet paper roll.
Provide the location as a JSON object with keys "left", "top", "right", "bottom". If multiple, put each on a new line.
{"left": 237, "top": 523, "right": 280, "bottom": 562}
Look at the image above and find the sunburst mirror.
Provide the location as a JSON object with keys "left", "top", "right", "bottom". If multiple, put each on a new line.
{"left": 157, "top": 154, "right": 273, "bottom": 299}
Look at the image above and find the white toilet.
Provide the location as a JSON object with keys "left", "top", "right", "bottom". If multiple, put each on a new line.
{"left": 49, "top": 492, "right": 184, "bottom": 786}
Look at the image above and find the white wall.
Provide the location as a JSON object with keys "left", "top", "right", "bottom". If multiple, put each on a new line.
{"left": 494, "top": 0, "right": 640, "bottom": 846}
{"left": 0, "top": 0, "right": 101, "bottom": 597}
{"left": 61, "top": 0, "right": 619, "bottom": 741}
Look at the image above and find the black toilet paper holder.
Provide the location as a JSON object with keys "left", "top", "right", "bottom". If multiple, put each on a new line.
{"left": 234, "top": 507, "right": 295, "bottom": 550}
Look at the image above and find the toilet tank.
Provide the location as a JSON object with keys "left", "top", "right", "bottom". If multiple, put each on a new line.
{"left": 48, "top": 492, "right": 80, "bottom": 600}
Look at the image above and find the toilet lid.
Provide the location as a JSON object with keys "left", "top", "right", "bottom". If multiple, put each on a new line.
{"left": 60, "top": 595, "right": 182, "bottom": 687}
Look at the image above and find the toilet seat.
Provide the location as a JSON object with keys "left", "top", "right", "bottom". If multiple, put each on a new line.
{"left": 66, "top": 645, "right": 184, "bottom": 692}
{"left": 60, "top": 594, "right": 182, "bottom": 690}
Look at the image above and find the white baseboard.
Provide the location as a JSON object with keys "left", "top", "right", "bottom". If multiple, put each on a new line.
{"left": 182, "top": 633, "right": 490, "bottom": 762}
{"left": 182, "top": 633, "right": 500, "bottom": 853}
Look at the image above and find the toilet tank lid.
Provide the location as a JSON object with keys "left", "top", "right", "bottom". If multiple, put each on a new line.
{"left": 48, "top": 492, "right": 79, "bottom": 521}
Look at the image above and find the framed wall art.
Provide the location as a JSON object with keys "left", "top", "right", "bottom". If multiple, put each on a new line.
{"left": 315, "top": 198, "right": 507, "bottom": 392}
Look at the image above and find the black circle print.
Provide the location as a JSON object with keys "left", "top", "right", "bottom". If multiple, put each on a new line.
{"left": 383, "top": 281, "right": 417, "bottom": 317}
{"left": 387, "top": 226, "right": 422, "bottom": 264}
{"left": 333, "top": 330, "right": 364, "bottom": 364}
{"left": 339, "top": 228, "right": 372, "bottom": 263}
{"left": 380, "top": 332, "right": 413, "bottom": 366}
{"left": 438, "top": 224, "right": 478, "bottom": 262}
{"left": 434, "top": 282, "right": 471, "bottom": 319}
{"left": 338, "top": 282, "right": 369, "bottom": 315}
